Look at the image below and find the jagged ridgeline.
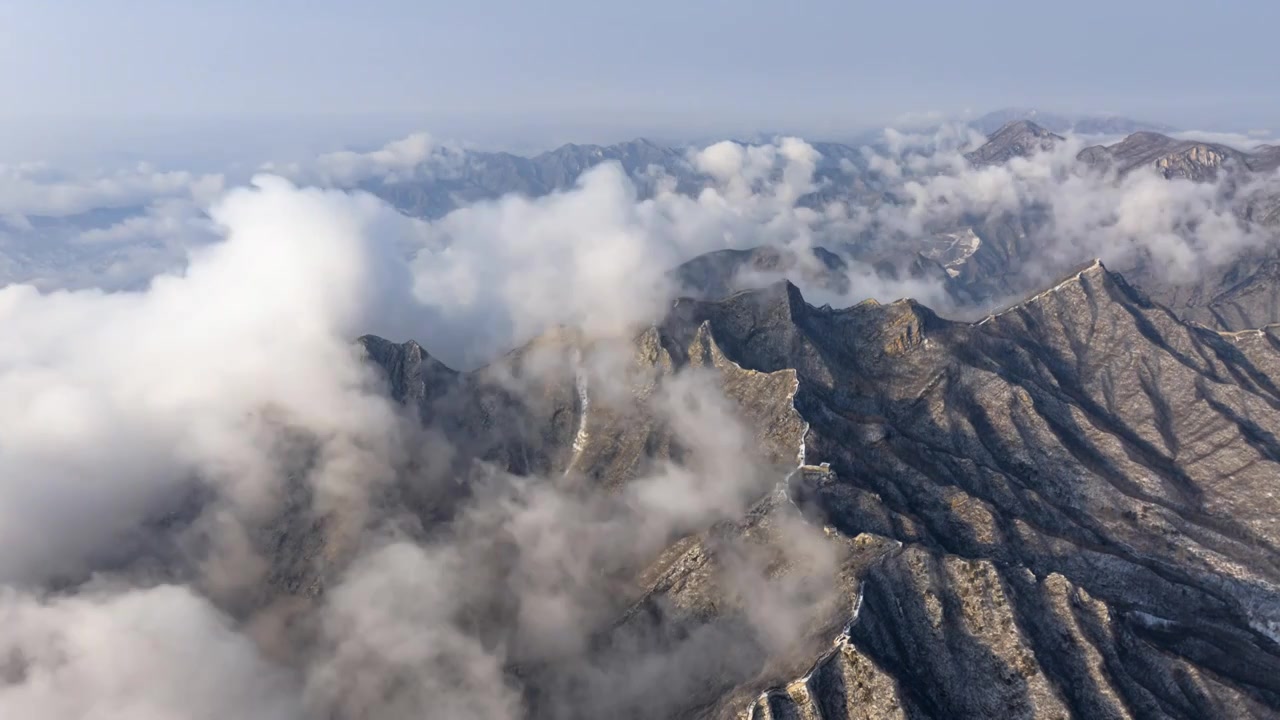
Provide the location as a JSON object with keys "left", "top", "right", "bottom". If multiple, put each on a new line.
{"left": 344, "top": 259, "right": 1280, "bottom": 719}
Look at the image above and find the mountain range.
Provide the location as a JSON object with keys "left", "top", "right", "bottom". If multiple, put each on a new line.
{"left": 359, "top": 110, "right": 1178, "bottom": 220}
{"left": 352, "top": 118, "right": 1280, "bottom": 716}
{"left": 968, "top": 108, "right": 1176, "bottom": 137}
{"left": 67, "top": 114, "right": 1280, "bottom": 718}
{"left": 330, "top": 255, "right": 1280, "bottom": 718}
{"left": 361, "top": 138, "right": 697, "bottom": 218}
{"left": 365, "top": 118, "right": 1280, "bottom": 338}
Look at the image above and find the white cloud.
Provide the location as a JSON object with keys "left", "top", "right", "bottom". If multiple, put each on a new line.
{"left": 1172, "top": 129, "right": 1276, "bottom": 149}
{"left": 0, "top": 176, "right": 422, "bottom": 584}
{"left": 305, "top": 542, "right": 522, "bottom": 720}
{"left": 0, "top": 155, "right": 852, "bottom": 717}
{"left": 859, "top": 131, "right": 1280, "bottom": 288}
{"left": 0, "top": 162, "right": 223, "bottom": 218}
{"left": 266, "top": 132, "right": 470, "bottom": 187}
{"left": 0, "top": 584, "right": 303, "bottom": 720}
{"left": 409, "top": 136, "right": 951, "bottom": 368}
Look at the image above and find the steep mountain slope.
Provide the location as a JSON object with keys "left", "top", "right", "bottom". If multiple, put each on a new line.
{"left": 352, "top": 261, "right": 1280, "bottom": 718}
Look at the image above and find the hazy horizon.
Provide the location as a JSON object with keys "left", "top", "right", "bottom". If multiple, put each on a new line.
{"left": 3, "top": 1, "right": 1278, "bottom": 163}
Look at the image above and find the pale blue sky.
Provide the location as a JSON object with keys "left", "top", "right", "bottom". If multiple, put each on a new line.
{"left": 1, "top": 0, "right": 1277, "bottom": 158}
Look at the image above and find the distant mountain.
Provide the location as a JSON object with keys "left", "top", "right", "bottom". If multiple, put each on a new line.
{"left": 361, "top": 134, "right": 906, "bottom": 221}
{"left": 364, "top": 138, "right": 698, "bottom": 218}
{"left": 368, "top": 122, "right": 1280, "bottom": 333}
{"left": 963, "top": 120, "right": 1063, "bottom": 166}
{"left": 971, "top": 107, "right": 1176, "bottom": 136}
{"left": 359, "top": 110, "right": 1192, "bottom": 220}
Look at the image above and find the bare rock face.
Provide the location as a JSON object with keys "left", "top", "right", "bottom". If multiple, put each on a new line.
{"left": 342, "top": 260, "right": 1280, "bottom": 718}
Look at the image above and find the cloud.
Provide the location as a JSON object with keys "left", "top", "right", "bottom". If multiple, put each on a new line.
{"left": 0, "top": 162, "right": 223, "bottom": 218}
{"left": 856, "top": 127, "right": 1280, "bottom": 292}
{"left": 0, "top": 584, "right": 303, "bottom": 720}
{"left": 409, "top": 136, "right": 949, "bottom": 368}
{"left": 1171, "top": 129, "right": 1276, "bottom": 148}
{"left": 0, "top": 176, "right": 423, "bottom": 585}
{"left": 878, "top": 124, "right": 985, "bottom": 158}
{"left": 0, "top": 172, "right": 460, "bottom": 720}
{"left": 304, "top": 541, "right": 522, "bottom": 720}
{"left": 0, "top": 138, "right": 856, "bottom": 719}
{"left": 0, "top": 164, "right": 227, "bottom": 291}
{"left": 266, "top": 132, "right": 470, "bottom": 188}
{"left": 295, "top": 359, "right": 835, "bottom": 719}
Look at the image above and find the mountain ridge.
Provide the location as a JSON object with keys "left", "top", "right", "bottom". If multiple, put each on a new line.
{"left": 337, "top": 257, "right": 1280, "bottom": 717}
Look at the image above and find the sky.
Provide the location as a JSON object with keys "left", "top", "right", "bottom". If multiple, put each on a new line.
{"left": 2, "top": 0, "right": 1278, "bottom": 160}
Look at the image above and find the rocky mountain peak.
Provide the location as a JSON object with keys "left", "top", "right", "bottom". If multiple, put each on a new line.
{"left": 964, "top": 120, "right": 1064, "bottom": 166}
{"left": 358, "top": 334, "right": 458, "bottom": 408}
